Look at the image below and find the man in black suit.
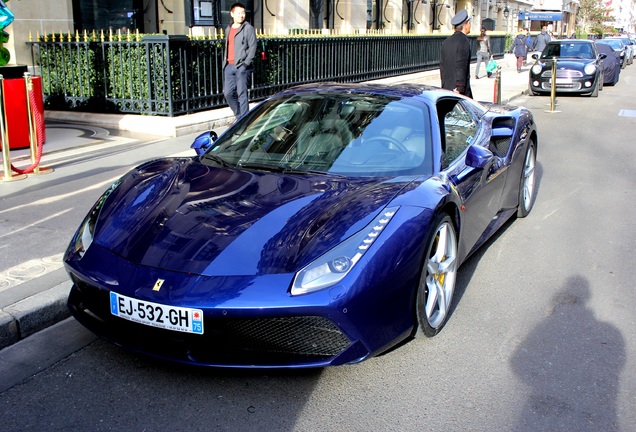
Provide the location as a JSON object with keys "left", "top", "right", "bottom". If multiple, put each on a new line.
{"left": 439, "top": 10, "right": 472, "bottom": 98}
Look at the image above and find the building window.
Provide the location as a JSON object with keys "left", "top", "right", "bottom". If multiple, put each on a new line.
{"left": 218, "top": 0, "right": 254, "bottom": 29}
{"left": 73, "top": 0, "right": 145, "bottom": 32}
{"left": 310, "top": 0, "right": 334, "bottom": 30}
{"left": 367, "top": 0, "right": 382, "bottom": 29}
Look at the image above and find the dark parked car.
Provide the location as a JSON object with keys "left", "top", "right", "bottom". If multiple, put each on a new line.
{"left": 596, "top": 38, "right": 627, "bottom": 68}
{"left": 529, "top": 40, "right": 606, "bottom": 97}
{"left": 595, "top": 42, "right": 620, "bottom": 85}
{"left": 65, "top": 83, "right": 538, "bottom": 368}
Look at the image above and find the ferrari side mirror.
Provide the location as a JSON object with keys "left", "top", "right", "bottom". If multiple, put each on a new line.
{"left": 191, "top": 131, "right": 218, "bottom": 156}
{"left": 466, "top": 144, "right": 494, "bottom": 169}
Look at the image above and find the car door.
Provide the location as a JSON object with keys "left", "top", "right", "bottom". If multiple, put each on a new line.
{"left": 437, "top": 97, "right": 507, "bottom": 259}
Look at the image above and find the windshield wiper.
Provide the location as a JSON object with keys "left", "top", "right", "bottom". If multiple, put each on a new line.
{"left": 238, "top": 162, "right": 346, "bottom": 178}
{"left": 238, "top": 162, "right": 286, "bottom": 172}
{"left": 201, "top": 153, "right": 235, "bottom": 168}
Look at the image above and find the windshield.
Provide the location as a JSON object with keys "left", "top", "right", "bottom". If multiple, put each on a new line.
{"left": 597, "top": 39, "right": 623, "bottom": 50}
{"left": 203, "top": 92, "right": 433, "bottom": 177}
{"left": 541, "top": 42, "right": 595, "bottom": 59}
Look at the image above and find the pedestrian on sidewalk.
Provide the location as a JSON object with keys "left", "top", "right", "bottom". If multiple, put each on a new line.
{"left": 511, "top": 28, "right": 532, "bottom": 73}
{"left": 440, "top": 9, "right": 472, "bottom": 97}
{"left": 524, "top": 28, "right": 533, "bottom": 65}
{"left": 530, "top": 26, "right": 551, "bottom": 59}
{"left": 475, "top": 27, "right": 492, "bottom": 79}
{"left": 223, "top": 2, "right": 257, "bottom": 121}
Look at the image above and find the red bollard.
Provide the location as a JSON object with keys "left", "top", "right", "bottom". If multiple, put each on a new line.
{"left": 3, "top": 74, "right": 45, "bottom": 149}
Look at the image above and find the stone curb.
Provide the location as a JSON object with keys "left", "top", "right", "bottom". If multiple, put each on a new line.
{"left": 0, "top": 282, "right": 72, "bottom": 350}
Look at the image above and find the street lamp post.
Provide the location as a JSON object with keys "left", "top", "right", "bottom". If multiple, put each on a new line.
{"left": 503, "top": 3, "right": 510, "bottom": 33}
{"left": 560, "top": 0, "right": 568, "bottom": 38}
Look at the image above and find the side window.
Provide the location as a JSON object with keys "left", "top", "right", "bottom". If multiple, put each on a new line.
{"left": 443, "top": 102, "right": 478, "bottom": 164}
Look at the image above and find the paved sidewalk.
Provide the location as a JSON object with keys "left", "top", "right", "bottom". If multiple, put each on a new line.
{"left": 0, "top": 54, "right": 531, "bottom": 351}
{"left": 369, "top": 53, "right": 530, "bottom": 104}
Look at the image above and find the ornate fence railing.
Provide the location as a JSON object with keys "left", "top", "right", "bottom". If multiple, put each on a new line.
{"left": 27, "top": 34, "right": 506, "bottom": 117}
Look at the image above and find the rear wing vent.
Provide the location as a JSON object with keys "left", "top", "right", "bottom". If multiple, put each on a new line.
{"left": 490, "top": 118, "right": 516, "bottom": 157}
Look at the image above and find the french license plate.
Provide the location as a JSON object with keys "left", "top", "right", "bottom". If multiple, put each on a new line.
{"left": 110, "top": 292, "right": 204, "bottom": 334}
{"left": 554, "top": 78, "right": 572, "bottom": 84}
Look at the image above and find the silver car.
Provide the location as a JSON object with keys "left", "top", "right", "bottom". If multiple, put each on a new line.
{"left": 605, "top": 37, "right": 634, "bottom": 64}
{"left": 596, "top": 39, "right": 628, "bottom": 68}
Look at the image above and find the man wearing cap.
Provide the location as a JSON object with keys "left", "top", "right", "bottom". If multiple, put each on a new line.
{"left": 440, "top": 9, "right": 473, "bottom": 97}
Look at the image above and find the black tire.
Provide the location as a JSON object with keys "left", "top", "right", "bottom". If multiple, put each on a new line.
{"left": 517, "top": 141, "right": 537, "bottom": 218}
{"left": 415, "top": 214, "right": 459, "bottom": 337}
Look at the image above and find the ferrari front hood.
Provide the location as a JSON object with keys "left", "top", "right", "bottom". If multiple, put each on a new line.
{"left": 93, "top": 158, "right": 410, "bottom": 276}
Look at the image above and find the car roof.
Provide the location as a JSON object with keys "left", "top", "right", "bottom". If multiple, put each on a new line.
{"left": 277, "top": 82, "right": 451, "bottom": 101}
{"left": 595, "top": 43, "right": 616, "bottom": 54}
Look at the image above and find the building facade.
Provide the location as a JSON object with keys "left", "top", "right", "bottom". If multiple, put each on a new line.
{"left": 3, "top": 0, "right": 633, "bottom": 67}
{"left": 603, "top": 0, "right": 636, "bottom": 32}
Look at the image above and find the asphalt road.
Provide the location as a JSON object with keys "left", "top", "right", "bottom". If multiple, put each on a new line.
{"left": 1, "top": 70, "right": 636, "bottom": 431}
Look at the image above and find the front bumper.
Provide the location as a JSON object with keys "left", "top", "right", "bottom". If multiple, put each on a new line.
{"left": 529, "top": 75, "right": 598, "bottom": 94}
{"left": 67, "top": 282, "right": 372, "bottom": 368}
{"left": 63, "top": 239, "right": 415, "bottom": 368}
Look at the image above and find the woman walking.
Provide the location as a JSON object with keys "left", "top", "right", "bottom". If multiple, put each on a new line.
{"left": 512, "top": 28, "right": 532, "bottom": 72}
{"left": 475, "top": 27, "right": 492, "bottom": 79}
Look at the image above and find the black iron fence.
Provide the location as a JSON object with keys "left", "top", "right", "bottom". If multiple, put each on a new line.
{"left": 27, "top": 33, "right": 506, "bottom": 117}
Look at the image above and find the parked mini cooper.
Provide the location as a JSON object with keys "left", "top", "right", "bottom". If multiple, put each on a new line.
{"left": 529, "top": 40, "right": 606, "bottom": 97}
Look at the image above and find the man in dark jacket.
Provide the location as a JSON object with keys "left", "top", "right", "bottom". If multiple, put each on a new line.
{"left": 440, "top": 10, "right": 472, "bottom": 97}
{"left": 223, "top": 3, "right": 257, "bottom": 120}
{"left": 532, "top": 26, "right": 551, "bottom": 54}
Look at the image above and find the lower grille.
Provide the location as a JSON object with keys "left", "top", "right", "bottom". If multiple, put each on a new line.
{"left": 540, "top": 82, "right": 582, "bottom": 90}
{"left": 219, "top": 316, "right": 350, "bottom": 357}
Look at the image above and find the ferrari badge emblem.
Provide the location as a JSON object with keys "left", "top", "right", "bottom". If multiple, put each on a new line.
{"left": 152, "top": 279, "right": 165, "bottom": 292}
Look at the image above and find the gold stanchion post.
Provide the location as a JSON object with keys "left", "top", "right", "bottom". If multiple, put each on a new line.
{"left": 547, "top": 57, "right": 560, "bottom": 113}
{"left": 493, "top": 66, "right": 502, "bottom": 104}
{"left": 23, "top": 72, "right": 53, "bottom": 175}
{"left": 0, "top": 74, "right": 28, "bottom": 182}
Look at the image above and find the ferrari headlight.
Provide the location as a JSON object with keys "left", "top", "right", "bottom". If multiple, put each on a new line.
{"left": 531, "top": 64, "right": 543, "bottom": 75}
{"left": 73, "top": 179, "right": 122, "bottom": 258}
{"left": 584, "top": 64, "right": 596, "bottom": 75}
{"left": 291, "top": 206, "right": 399, "bottom": 295}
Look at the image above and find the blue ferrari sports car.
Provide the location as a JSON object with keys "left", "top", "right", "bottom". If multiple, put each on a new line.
{"left": 65, "top": 83, "right": 538, "bottom": 368}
